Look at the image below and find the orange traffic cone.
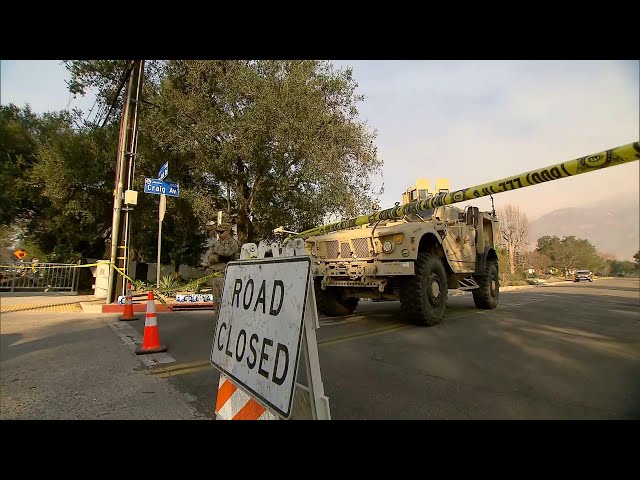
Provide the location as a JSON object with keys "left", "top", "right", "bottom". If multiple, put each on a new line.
{"left": 135, "top": 291, "right": 167, "bottom": 355}
{"left": 119, "top": 283, "right": 139, "bottom": 321}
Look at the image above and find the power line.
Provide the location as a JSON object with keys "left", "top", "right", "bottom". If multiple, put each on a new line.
{"left": 101, "top": 61, "right": 135, "bottom": 128}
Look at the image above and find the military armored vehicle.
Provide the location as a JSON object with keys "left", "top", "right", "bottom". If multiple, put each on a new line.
{"left": 305, "top": 179, "right": 500, "bottom": 326}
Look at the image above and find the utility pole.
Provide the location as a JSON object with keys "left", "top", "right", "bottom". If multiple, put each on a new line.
{"left": 106, "top": 60, "right": 145, "bottom": 304}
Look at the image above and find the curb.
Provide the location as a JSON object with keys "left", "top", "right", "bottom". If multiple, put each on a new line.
{"left": 99, "top": 301, "right": 219, "bottom": 314}
{"left": 79, "top": 302, "right": 103, "bottom": 313}
{"left": 102, "top": 302, "right": 174, "bottom": 314}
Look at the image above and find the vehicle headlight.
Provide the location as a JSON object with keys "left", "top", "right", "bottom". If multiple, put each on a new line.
{"left": 305, "top": 242, "right": 317, "bottom": 256}
{"left": 382, "top": 241, "right": 394, "bottom": 253}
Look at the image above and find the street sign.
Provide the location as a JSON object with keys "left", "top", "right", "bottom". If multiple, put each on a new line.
{"left": 210, "top": 257, "right": 311, "bottom": 418}
{"left": 158, "top": 161, "right": 168, "bottom": 181}
{"left": 144, "top": 178, "right": 179, "bottom": 198}
{"left": 13, "top": 249, "right": 27, "bottom": 260}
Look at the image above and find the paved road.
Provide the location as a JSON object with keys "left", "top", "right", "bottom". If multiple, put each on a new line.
{"left": 2, "top": 278, "right": 638, "bottom": 419}
{"left": 122, "top": 277, "right": 640, "bottom": 420}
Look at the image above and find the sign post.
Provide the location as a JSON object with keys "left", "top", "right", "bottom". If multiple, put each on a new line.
{"left": 210, "top": 256, "right": 330, "bottom": 419}
{"left": 157, "top": 194, "right": 166, "bottom": 288}
{"left": 143, "top": 170, "right": 178, "bottom": 289}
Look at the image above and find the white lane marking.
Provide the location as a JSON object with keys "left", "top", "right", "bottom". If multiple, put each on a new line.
{"left": 108, "top": 321, "right": 176, "bottom": 367}
{"left": 498, "top": 299, "right": 544, "bottom": 308}
{"left": 320, "top": 316, "right": 368, "bottom": 326}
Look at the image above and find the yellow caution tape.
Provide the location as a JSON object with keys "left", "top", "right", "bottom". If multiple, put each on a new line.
{"left": 111, "top": 265, "right": 224, "bottom": 308}
{"left": 0, "top": 262, "right": 110, "bottom": 269}
{"left": 294, "top": 141, "right": 640, "bottom": 238}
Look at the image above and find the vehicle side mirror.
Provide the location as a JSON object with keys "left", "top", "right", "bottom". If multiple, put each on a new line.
{"left": 466, "top": 207, "right": 480, "bottom": 228}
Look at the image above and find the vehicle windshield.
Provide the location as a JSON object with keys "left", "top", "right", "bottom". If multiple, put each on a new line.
{"left": 576, "top": 270, "right": 590, "bottom": 274}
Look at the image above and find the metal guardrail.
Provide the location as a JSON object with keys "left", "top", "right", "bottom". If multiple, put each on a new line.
{"left": 0, "top": 262, "right": 80, "bottom": 293}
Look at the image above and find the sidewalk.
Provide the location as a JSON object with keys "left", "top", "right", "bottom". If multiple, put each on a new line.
{"left": 0, "top": 292, "right": 216, "bottom": 314}
{"left": 0, "top": 294, "right": 102, "bottom": 313}
{"left": 0, "top": 305, "right": 207, "bottom": 420}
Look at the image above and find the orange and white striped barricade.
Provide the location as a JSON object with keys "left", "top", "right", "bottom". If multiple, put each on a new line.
{"left": 215, "top": 375, "right": 278, "bottom": 420}
{"left": 210, "top": 253, "right": 330, "bottom": 420}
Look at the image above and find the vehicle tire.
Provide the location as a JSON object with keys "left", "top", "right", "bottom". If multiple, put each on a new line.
{"left": 400, "top": 252, "right": 448, "bottom": 326}
{"left": 314, "top": 278, "right": 359, "bottom": 316}
{"left": 472, "top": 260, "right": 499, "bottom": 309}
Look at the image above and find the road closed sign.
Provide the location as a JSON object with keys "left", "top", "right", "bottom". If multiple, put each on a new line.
{"left": 210, "top": 256, "right": 311, "bottom": 418}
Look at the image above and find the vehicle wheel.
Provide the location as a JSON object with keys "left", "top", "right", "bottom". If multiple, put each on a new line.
{"left": 472, "top": 260, "right": 499, "bottom": 309}
{"left": 400, "top": 252, "right": 447, "bottom": 326}
{"left": 314, "top": 278, "right": 359, "bottom": 316}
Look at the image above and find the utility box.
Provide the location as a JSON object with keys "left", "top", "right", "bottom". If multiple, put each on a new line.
{"left": 92, "top": 260, "right": 111, "bottom": 299}
{"left": 124, "top": 190, "right": 138, "bottom": 206}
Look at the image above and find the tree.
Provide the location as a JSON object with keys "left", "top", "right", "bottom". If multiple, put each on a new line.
{"left": 61, "top": 60, "right": 216, "bottom": 268}
{"left": 143, "top": 60, "right": 382, "bottom": 244}
{"left": 64, "top": 60, "right": 165, "bottom": 128}
{"left": 634, "top": 250, "right": 640, "bottom": 264}
{"left": 608, "top": 260, "right": 638, "bottom": 276}
{"left": 523, "top": 250, "right": 551, "bottom": 275}
{"left": 496, "top": 246, "right": 512, "bottom": 284}
{"left": 1, "top": 105, "right": 115, "bottom": 260}
{"left": 57, "top": 60, "right": 382, "bottom": 263}
{"left": 536, "top": 235, "right": 604, "bottom": 275}
{"left": 497, "top": 205, "right": 528, "bottom": 274}
{"left": 0, "top": 105, "right": 42, "bottom": 226}
{"left": 26, "top": 112, "right": 119, "bottom": 259}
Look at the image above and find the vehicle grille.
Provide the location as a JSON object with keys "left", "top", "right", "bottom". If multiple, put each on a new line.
{"left": 319, "top": 237, "right": 374, "bottom": 260}
{"left": 323, "top": 241, "right": 339, "bottom": 259}
{"left": 352, "top": 237, "right": 370, "bottom": 258}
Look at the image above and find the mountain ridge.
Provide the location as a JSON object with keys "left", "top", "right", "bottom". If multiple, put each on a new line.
{"left": 528, "top": 193, "right": 639, "bottom": 261}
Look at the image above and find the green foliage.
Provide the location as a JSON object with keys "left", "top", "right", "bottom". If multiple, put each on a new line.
{"left": 17, "top": 239, "right": 47, "bottom": 262}
{"left": 64, "top": 60, "right": 165, "bottom": 127}
{"left": 0, "top": 105, "right": 43, "bottom": 226}
{"left": 28, "top": 115, "right": 117, "bottom": 258}
{"left": 142, "top": 60, "right": 382, "bottom": 244}
{"left": 634, "top": 251, "right": 640, "bottom": 264}
{"left": 607, "top": 260, "right": 639, "bottom": 277}
{"left": 45, "top": 245, "right": 82, "bottom": 263}
{"left": 536, "top": 235, "right": 605, "bottom": 274}
{"left": 496, "top": 246, "right": 530, "bottom": 285}
{"left": 132, "top": 279, "right": 154, "bottom": 291}
{"left": 126, "top": 144, "right": 210, "bottom": 266}
{"left": 158, "top": 273, "right": 183, "bottom": 292}
{"left": 496, "top": 247, "right": 509, "bottom": 282}
{"left": 6, "top": 60, "right": 382, "bottom": 266}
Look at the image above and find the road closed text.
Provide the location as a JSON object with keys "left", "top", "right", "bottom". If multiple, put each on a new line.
{"left": 210, "top": 258, "right": 310, "bottom": 417}
{"left": 214, "top": 321, "right": 289, "bottom": 385}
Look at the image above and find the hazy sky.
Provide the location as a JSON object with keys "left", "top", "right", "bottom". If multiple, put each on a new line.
{"left": 2, "top": 60, "right": 638, "bottom": 221}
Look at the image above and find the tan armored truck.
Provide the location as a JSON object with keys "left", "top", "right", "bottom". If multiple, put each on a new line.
{"left": 305, "top": 179, "right": 500, "bottom": 326}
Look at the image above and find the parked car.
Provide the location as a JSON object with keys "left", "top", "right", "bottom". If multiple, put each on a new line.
{"left": 574, "top": 270, "right": 593, "bottom": 282}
